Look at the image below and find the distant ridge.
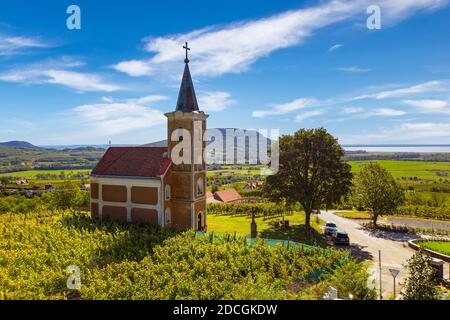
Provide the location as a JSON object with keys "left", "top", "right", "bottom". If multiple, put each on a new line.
{"left": 0, "top": 141, "right": 42, "bottom": 150}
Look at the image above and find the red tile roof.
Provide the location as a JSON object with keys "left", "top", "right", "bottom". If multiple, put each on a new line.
{"left": 214, "top": 188, "right": 242, "bottom": 203}
{"left": 92, "top": 147, "right": 172, "bottom": 178}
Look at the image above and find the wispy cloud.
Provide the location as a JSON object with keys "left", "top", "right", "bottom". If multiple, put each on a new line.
{"left": 252, "top": 98, "right": 317, "bottom": 118}
{"left": 337, "top": 66, "right": 371, "bottom": 73}
{"left": 0, "top": 33, "right": 52, "bottom": 56}
{"left": 359, "top": 122, "right": 450, "bottom": 144}
{"left": 295, "top": 109, "right": 325, "bottom": 123}
{"left": 365, "top": 108, "right": 406, "bottom": 117}
{"left": 114, "top": 0, "right": 448, "bottom": 78}
{"left": 351, "top": 80, "right": 447, "bottom": 100}
{"left": 343, "top": 107, "right": 364, "bottom": 114}
{"left": 403, "top": 99, "right": 450, "bottom": 113}
{"left": 197, "top": 91, "right": 236, "bottom": 112}
{"left": 0, "top": 57, "right": 122, "bottom": 92}
{"left": 71, "top": 95, "right": 167, "bottom": 136}
{"left": 328, "top": 44, "right": 343, "bottom": 52}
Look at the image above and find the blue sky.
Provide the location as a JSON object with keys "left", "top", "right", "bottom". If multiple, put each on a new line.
{"left": 0, "top": 0, "right": 450, "bottom": 145}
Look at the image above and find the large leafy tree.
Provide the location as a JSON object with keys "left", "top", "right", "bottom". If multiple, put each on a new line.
{"left": 402, "top": 249, "right": 439, "bottom": 300}
{"left": 352, "top": 162, "right": 404, "bottom": 225}
{"left": 264, "top": 128, "right": 352, "bottom": 230}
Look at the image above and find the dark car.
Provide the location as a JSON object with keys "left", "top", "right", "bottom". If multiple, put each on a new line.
{"left": 324, "top": 222, "right": 338, "bottom": 236}
{"left": 332, "top": 231, "right": 350, "bottom": 246}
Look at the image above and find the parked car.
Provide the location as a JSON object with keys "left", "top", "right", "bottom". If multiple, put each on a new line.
{"left": 324, "top": 221, "right": 338, "bottom": 236}
{"left": 332, "top": 231, "right": 350, "bottom": 246}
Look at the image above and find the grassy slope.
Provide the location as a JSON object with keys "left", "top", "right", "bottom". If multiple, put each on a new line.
{"left": 208, "top": 212, "right": 325, "bottom": 245}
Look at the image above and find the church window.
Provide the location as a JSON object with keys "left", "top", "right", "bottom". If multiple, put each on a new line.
{"left": 165, "top": 185, "right": 171, "bottom": 200}
{"left": 165, "top": 208, "right": 172, "bottom": 225}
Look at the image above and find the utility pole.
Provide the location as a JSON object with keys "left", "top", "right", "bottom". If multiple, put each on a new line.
{"left": 379, "top": 250, "right": 382, "bottom": 300}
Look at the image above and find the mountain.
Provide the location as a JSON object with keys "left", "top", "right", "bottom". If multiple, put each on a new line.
{"left": 144, "top": 128, "right": 273, "bottom": 165}
{"left": 0, "top": 141, "right": 43, "bottom": 150}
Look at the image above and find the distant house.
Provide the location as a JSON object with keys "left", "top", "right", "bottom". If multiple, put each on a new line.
{"left": 245, "top": 180, "right": 264, "bottom": 190}
{"left": 206, "top": 191, "right": 220, "bottom": 204}
{"left": 213, "top": 188, "right": 242, "bottom": 203}
{"left": 16, "top": 178, "right": 29, "bottom": 186}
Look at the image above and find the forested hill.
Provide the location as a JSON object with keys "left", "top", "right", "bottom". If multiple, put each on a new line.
{"left": 0, "top": 144, "right": 105, "bottom": 174}
{"left": 0, "top": 141, "right": 42, "bottom": 150}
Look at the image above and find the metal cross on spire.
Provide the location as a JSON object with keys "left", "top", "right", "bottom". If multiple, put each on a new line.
{"left": 183, "top": 42, "right": 190, "bottom": 63}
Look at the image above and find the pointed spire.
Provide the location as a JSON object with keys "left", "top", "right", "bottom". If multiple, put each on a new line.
{"left": 175, "top": 42, "right": 199, "bottom": 112}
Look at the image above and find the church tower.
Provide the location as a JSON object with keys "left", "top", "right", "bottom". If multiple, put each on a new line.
{"left": 165, "top": 43, "right": 208, "bottom": 231}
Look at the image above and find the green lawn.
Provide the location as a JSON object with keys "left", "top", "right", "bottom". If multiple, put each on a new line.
{"left": 336, "top": 211, "right": 371, "bottom": 220}
{"left": 0, "top": 169, "right": 91, "bottom": 179}
{"left": 207, "top": 212, "right": 325, "bottom": 246}
{"left": 420, "top": 241, "right": 450, "bottom": 256}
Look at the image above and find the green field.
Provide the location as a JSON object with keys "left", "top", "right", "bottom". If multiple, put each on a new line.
{"left": 349, "top": 160, "right": 450, "bottom": 180}
{"left": 420, "top": 241, "right": 450, "bottom": 256}
{"left": 208, "top": 212, "right": 325, "bottom": 245}
{"left": 0, "top": 169, "right": 91, "bottom": 179}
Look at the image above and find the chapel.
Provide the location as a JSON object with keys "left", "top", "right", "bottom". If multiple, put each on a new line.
{"left": 90, "top": 43, "right": 208, "bottom": 231}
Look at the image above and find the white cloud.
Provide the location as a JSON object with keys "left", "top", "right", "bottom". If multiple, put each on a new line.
{"left": 0, "top": 58, "right": 122, "bottom": 92}
{"left": 197, "top": 91, "right": 236, "bottom": 112}
{"left": 114, "top": 60, "right": 153, "bottom": 77}
{"left": 0, "top": 34, "right": 52, "bottom": 56}
{"left": 403, "top": 99, "right": 449, "bottom": 112}
{"left": 351, "top": 80, "right": 446, "bottom": 100}
{"left": 295, "top": 110, "right": 325, "bottom": 123}
{"left": 114, "top": 0, "right": 448, "bottom": 78}
{"left": 360, "top": 122, "right": 450, "bottom": 143}
{"left": 328, "top": 44, "right": 343, "bottom": 52}
{"left": 337, "top": 66, "right": 371, "bottom": 73}
{"left": 71, "top": 95, "right": 167, "bottom": 136}
{"left": 366, "top": 108, "right": 406, "bottom": 117}
{"left": 252, "top": 98, "right": 317, "bottom": 118}
{"left": 343, "top": 107, "right": 364, "bottom": 114}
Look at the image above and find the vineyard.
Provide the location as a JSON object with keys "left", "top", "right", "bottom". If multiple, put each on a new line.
{"left": 0, "top": 210, "right": 374, "bottom": 300}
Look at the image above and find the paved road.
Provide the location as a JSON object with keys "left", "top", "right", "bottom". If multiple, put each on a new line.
{"left": 319, "top": 211, "right": 416, "bottom": 299}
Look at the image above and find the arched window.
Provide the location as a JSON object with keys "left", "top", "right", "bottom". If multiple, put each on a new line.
{"left": 165, "top": 208, "right": 172, "bottom": 226}
{"left": 165, "top": 185, "right": 171, "bottom": 200}
{"left": 197, "top": 177, "right": 204, "bottom": 196}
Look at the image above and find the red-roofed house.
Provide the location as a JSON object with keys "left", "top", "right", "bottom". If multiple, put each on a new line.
{"left": 91, "top": 47, "right": 208, "bottom": 231}
{"left": 213, "top": 188, "right": 242, "bottom": 203}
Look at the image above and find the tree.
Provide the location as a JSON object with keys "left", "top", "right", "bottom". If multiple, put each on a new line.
{"left": 44, "top": 181, "right": 80, "bottom": 211}
{"left": 264, "top": 128, "right": 352, "bottom": 230}
{"left": 402, "top": 249, "right": 439, "bottom": 300}
{"left": 352, "top": 163, "right": 404, "bottom": 225}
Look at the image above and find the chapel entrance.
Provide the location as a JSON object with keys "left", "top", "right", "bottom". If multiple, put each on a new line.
{"left": 197, "top": 212, "right": 203, "bottom": 231}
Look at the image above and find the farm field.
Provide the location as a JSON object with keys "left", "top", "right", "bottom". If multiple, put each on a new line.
{"left": 349, "top": 160, "right": 450, "bottom": 180}
{"left": 0, "top": 169, "right": 91, "bottom": 179}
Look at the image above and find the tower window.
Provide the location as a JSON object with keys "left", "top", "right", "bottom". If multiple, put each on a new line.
{"left": 165, "top": 185, "right": 171, "bottom": 200}
{"left": 197, "top": 178, "right": 204, "bottom": 196}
